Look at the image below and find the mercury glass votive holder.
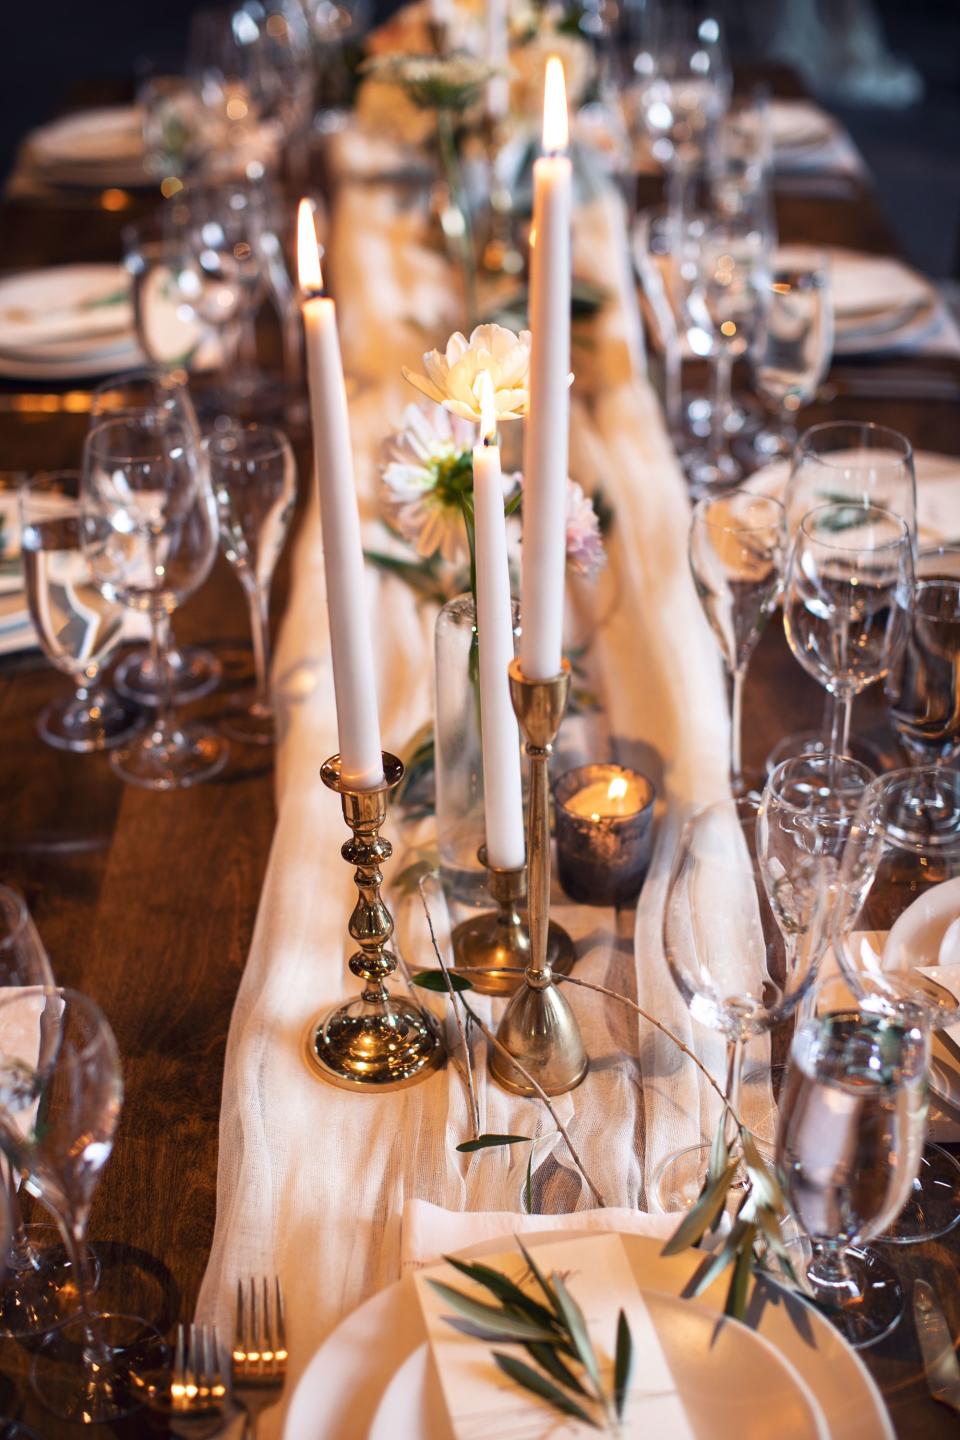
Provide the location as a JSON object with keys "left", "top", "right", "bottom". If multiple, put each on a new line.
{"left": 554, "top": 764, "right": 655, "bottom": 907}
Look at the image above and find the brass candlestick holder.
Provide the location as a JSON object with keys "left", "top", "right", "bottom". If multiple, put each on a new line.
{"left": 305, "top": 751, "right": 445, "bottom": 1092}
{"left": 489, "top": 660, "right": 588, "bottom": 1096}
{"left": 452, "top": 847, "right": 575, "bottom": 996}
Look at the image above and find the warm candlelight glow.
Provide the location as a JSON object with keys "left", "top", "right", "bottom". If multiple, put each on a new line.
{"left": 608, "top": 775, "right": 628, "bottom": 802}
{"left": 477, "top": 369, "right": 497, "bottom": 445}
{"left": 542, "top": 56, "right": 569, "bottom": 154}
{"left": 297, "top": 198, "right": 323, "bottom": 294}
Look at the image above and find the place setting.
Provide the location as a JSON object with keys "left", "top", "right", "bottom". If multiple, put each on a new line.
{"left": 0, "top": 2, "right": 958, "bottom": 1438}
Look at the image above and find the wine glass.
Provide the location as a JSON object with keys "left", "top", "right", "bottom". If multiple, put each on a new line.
{"left": 91, "top": 368, "right": 222, "bottom": 707}
{"left": 751, "top": 250, "right": 833, "bottom": 460}
{"left": 708, "top": 91, "right": 772, "bottom": 225}
{"left": 777, "top": 969, "right": 929, "bottom": 1348}
{"left": 653, "top": 795, "right": 830, "bottom": 1212}
{"left": 81, "top": 411, "right": 228, "bottom": 790}
{"left": 0, "top": 987, "right": 164, "bottom": 1422}
{"left": 783, "top": 421, "right": 917, "bottom": 545}
{"left": 689, "top": 488, "right": 786, "bottom": 796}
{"left": 783, "top": 502, "right": 912, "bottom": 759}
{"left": 206, "top": 424, "right": 296, "bottom": 745}
{"left": 0, "top": 888, "right": 88, "bottom": 1342}
{"left": 886, "top": 544, "right": 960, "bottom": 765}
{"left": 833, "top": 763, "right": 960, "bottom": 1245}
{"left": 685, "top": 215, "right": 769, "bottom": 490}
{"left": 19, "top": 474, "right": 143, "bottom": 753}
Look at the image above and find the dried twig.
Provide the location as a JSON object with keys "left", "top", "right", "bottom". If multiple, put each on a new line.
{"left": 417, "top": 878, "right": 481, "bottom": 1139}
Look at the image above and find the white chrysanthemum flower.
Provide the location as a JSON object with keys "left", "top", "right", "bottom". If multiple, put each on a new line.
{"left": 402, "top": 324, "right": 531, "bottom": 424}
{"left": 564, "top": 478, "right": 606, "bottom": 578}
{"left": 380, "top": 403, "right": 478, "bottom": 563}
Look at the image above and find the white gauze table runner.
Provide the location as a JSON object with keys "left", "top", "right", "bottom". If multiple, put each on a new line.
{"left": 196, "top": 169, "right": 766, "bottom": 1431}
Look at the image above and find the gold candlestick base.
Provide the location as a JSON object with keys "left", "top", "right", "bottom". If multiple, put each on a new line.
{"left": 452, "top": 847, "right": 575, "bottom": 996}
{"left": 489, "top": 661, "right": 588, "bottom": 1097}
{"left": 305, "top": 752, "right": 445, "bottom": 1092}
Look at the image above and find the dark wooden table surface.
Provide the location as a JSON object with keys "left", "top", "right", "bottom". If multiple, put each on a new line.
{"left": 0, "top": 79, "right": 959, "bottom": 1438}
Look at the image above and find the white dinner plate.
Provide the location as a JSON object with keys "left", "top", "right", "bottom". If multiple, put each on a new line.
{"left": 747, "top": 450, "right": 960, "bottom": 547}
{"left": 22, "top": 106, "right": 149, "bottom": 187}
{"left": 769, "top": 101, "right": 834, "bottom": 155}
{"left": 283, "top": 1231, "right": 894, "bottom": 1440}
{"left": 0, "top": 264, "right": 133, "bottom": 351}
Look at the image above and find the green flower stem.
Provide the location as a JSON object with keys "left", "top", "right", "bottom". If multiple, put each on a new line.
{"left": 436, "top": 108, "right": 478, "bottom": 328}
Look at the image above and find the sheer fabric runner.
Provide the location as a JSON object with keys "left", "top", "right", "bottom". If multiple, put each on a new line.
{"left": 196, "top": 173, "right": 755, "bottom": 1431}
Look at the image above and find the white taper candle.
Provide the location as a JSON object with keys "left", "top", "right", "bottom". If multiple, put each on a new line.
{"left": 519, "top": 56, "right": 571, "bottom": 681}
{"left": 297, "top": 200, "right": 384, "bottom": 788}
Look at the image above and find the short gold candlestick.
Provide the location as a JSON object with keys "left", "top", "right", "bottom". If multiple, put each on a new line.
{"left": 452, "top": 847, "right": 575, "bottom": 996}
{"left": 305, "top": 751, "right": 445, "bottom": 1091}
{"left": 489, "top": 660, "right": 588, "bottom": 1096}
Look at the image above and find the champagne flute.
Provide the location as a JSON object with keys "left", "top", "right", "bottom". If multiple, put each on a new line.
{"left": 653, "top": 795, "right": 830, "bottom": 1212}
{"left": 689, "top": 489, "right": 786, "bottom": 796}
{"left": 91, "top": 368, "right": 222, "bottom": 707}
{"left": 833, "top": 764, "right": 960, "bottom": 1245}
{"left": 81, "top": 411, "right": 228, "bottom": 790}
{"left": 886, "top": 544, "right": 960, "bottom": 765}
{"left": 776, "top": 970, "right": 929, "bottom": 1347}
{"left": 751, "top": 250, "right": 833, "bottom": 460}
{"left": 0, "top": 987, "right": 164, "bottom": 1422}
{"left": 783, "top": 502, "right": 912, "bottom": 759}
{"left": 19, "top": 474, "right": 142, "bottom": 753}
{"left": 206, "top": 424, "right": 296, "bottom": 745}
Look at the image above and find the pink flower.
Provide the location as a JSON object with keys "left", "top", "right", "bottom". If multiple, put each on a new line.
{"left": 564, "top": 479, "right": 606, "bottom": 579}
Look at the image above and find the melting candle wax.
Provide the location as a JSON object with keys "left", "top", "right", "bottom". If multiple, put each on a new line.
{"left": 564, "top": 772, "right": 647, "bottom": 821}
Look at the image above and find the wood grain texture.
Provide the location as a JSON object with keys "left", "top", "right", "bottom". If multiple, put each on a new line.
{"left": 0, "top": 76, "right": 958, "bottom": 1438}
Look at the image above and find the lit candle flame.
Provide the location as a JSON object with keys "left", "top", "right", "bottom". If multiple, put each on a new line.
{"left": 608, "top": 775, "right": 628, "bottom": 802}
{"left": 297, "top": 198, "right": 323, "bottom": 295}
{"left": 542, "top": 56, "right": 568, "bottom": 154}
{"left": 477, "top": 369, "right": 497, "bottom": 445}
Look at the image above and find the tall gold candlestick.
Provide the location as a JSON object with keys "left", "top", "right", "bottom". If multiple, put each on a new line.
{"left": 451, "top": 846, "right": 575, "bottom": 996}
{"left": 489, "top": 660, "right": 587, "bottom": 1095}
{"left": 305, "top": 751, "right": 445, "bottom": 1091}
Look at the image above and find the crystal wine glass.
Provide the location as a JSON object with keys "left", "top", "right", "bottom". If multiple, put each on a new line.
{"left": 653, "top": 795, "right": 830, "bottom": 1212}
{"left": 776, "top": 969, "right": 929, "bottom": 1347}
{"left": 689, "top": 488, "right": 786, "bottom": 796}
{"left": 783, "top": 502, "right": 912, "bottom": 759}
{"left": 0, "top": 887, "right": 87, "bottom": 1341}
{"left": 81, "top": 411, "right": 228, "bottom": 790}
{"left": 832, "top": 763, "right": 960, "bottom": 1245}
{"left": 0, "top": 986, "right": 164, "bottom": 1422}
{"left": 886, "top": 544, "right": 960, "bottom": 766}
{"left": 783, "top": 421, "right": 917, "bottom": 545}
{"left": 206, "top": 423, "right": 296, "bottom": 745}
{"left": 19, "top": 474, "right": 142, "bottom": 753}
{"left": 708, "top": 91, "right": 772, "bottom": 226}
{"left": 91, "top": 368, "right": 222, "bottom": 706}
{"left": 751, "top": 249, "right": 833, "bottom": 460}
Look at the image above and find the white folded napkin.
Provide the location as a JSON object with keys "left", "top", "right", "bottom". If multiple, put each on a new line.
{"left": 0, "top": 265, "right": 132, "bottom": 352}
{"left": 26, "top": 106, "right": 144, "bottom": 166}
{"left": 829, "top": 249, "right": 931, "bottom": 319}
{"left": 401, "top": 1198, "right": 681, "bottom": 1275}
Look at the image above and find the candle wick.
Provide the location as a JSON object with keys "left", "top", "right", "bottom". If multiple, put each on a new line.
{"left": 302, "top": 284, "right": 327, "bottom": 301}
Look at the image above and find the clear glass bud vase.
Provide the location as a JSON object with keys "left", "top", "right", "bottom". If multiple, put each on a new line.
{"left": 435, "top": 591, "right": 521, "bottom": 902}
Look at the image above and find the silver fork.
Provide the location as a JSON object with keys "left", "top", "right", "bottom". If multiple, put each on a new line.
{"left": 232, "top": 1276, "right": 288, "bottom": 1437}
{"left": 168, "top": 1323, "right": 229, "bottom": 1440}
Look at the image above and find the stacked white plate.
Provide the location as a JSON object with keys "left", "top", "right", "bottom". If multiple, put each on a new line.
{"left": 769, "top": 100, "right": 835, "bottom": 160}
{"left": 20, "top": 106, "right": 149, "bottom": 189}
{"left": 0, "top": 492, "right": 35, "bottom": 657}
{"left": 0, "top": 265, "right": 145, "bottom": 381}
{"left": 828, "top": 247, "right": 940, "bottom": 354}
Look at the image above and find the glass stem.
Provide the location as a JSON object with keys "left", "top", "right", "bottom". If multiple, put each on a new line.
{"left": 729, "top": 665, "right": 746, "bottom": 795}
{"left": 710, "top": 348, "right": 732, "bottom": 465}
{"left": 54, "top": 1211, "right": 111, "bottom": 1370}
{"left": 723, "top": 1032, "right": 745, "bottom": 1150}
{"left": 248, "top": 585, "right": 272, "bottom": 711}
{"left": 827, "top": 689, "right": 853, "bottom": 758}
{"left": 2, "top": 1158, "right": 36, "bottom": 1269}
{"left": 151, "top": 605, "right": 177, "bottom": 741}
{"left": 808, "top": 1240, "right": 856, "bottom": 1304}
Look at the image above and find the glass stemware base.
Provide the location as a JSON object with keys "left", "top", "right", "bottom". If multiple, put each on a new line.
{"left": 651, "top": 1140, "right": 767, "bottom": 1215}
{"left": 109, "top": 720, "right": 228, "bottom": 791}
{"left": 115, "top": 645, "right": 222, "bottom": 706}
{"left": 38, "top": 689, "right": 143, "bottom": 754}
{"left": 219, "top": 692, "right": 276, "bottom": 747}
{"left": 31, "top": 1311, "right": 167, "bottom": 1424}
{"left": 0, "top": 1223, "right": 98, "bottom": 1339}
{"left": 878, "top": 1143, "right": 960, "bottom": 1245}
{"left": 805, "top": 1245, "right": 903, "bottom": 1349}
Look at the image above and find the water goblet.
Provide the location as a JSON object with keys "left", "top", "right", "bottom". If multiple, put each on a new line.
{"left": 751, "top": 250, "right": 833, "bottom": 460}
{"left": 0, "top": 888, "right": 89, "bottom": 1341}
{"left": 886, "top": 544, "right": 960, "bottom": 766}
{"left": 81, "top": 411, "right": 228, "bottom": 790}
{"left": 19, "top": 474, "right": 142, "bottom": 753}
{"left": 652, "top": 795, "right": 830, "bottom": 1212}
{"left": 206, "top": 424, "right": 296, "bottom": 745}
{"left": 783, "top": 420, "right": 917, "bottom": 546}
{"left": 776, "top": 969, "right": 929, "bottom": 1347}
{"left": 689, "top": 488, "right": 786, "bottom": 796}
{"left": 832, "top": 763, "right": 960, "bottom": 1244}
{"left": 0, "top": 987, "right": 164, "bottom": 1422}
{"left": 783, "top": 502, "right": 912, "bottom": 760}
{"left": 91, "top": 368, "right": 222, "bottom": 706}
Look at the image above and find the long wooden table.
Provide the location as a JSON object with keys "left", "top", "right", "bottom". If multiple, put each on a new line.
{"left": 1, "top": 85, "right": 959, "bottom": 1438}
